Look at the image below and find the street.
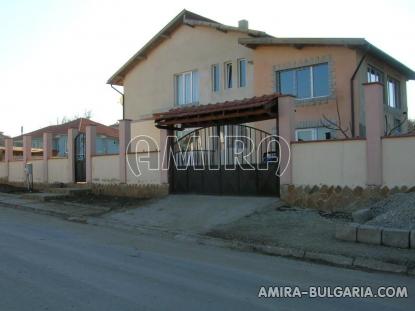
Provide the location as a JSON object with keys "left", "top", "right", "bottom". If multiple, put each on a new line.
{"left": 0, "top": 207, "right": 414, "bottom": 311}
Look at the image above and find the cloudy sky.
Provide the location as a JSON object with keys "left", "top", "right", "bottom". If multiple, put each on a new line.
{"left": 1, "top": 0, "right": 414, "bottom": 136}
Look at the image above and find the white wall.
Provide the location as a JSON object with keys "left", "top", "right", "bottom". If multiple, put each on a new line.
{"left": 382, "top": 136, "right": 415, "bottom": 187}
{"left": 92, "top": 155, "right": 120, "bottom": 184}
{"left": 292, "top": 140, "right": 367, "bottom": 187}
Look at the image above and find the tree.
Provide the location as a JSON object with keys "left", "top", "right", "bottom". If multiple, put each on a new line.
{"left": 320, "top": 100, "right": 351, "bottom": 139}
{"left": 57, "top": 110, "right": 93, "bottom": 125}
{"left": 408, "top": 119, "right": 415, "bottom": 133}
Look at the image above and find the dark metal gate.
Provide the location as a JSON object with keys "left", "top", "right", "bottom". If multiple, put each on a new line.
{"left": 171, "top": 124, "right": 279, "bottom": 196}
{"left": 74, "top": 133, "right": 86, "bottom": 183}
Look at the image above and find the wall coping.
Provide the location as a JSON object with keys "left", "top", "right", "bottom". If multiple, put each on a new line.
{"left": 382, "top": 133, "right": 415, "bottom": 140}
{"left": 291, "top": 137, "right": 366, "bottom": 145}
{"left": 127, "top": 150, "right": 159, "bottom": 155}
{"left": 92, "top": 153, "right": 119, "bottom": 158}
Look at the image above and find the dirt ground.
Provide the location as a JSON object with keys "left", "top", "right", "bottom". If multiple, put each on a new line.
{"left": 0, "top": 184, "right": 32, "bottom": 194}
{"left": 51, "top": 193, "right": 149, "bottom": 210}
{"left": 207, "top": 206, "right": 415, "bottom": 266}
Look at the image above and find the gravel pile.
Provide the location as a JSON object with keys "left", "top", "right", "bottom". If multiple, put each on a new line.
{"left": 366, "top": 192, "right": 415, "bottom": 229}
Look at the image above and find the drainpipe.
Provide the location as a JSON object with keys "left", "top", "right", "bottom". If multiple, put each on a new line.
{"left": 350, "top": 46, "right": 370, "bottom": 137}
{"left": 111, "top": 84, "right": 125, "bottom": 120}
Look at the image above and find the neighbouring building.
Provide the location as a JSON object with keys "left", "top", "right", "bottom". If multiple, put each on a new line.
{"left": 13, "top": 118, "right": 119, "bottom": 157}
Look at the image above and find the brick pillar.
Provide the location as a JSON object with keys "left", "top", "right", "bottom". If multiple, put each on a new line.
{"left": 278, "top": 95, "right": 295, "bottom": 185}
{"left": 43, "top": 132, "right": 52, "bottom": 183}
{"left": 85, "top": 125, "right": 96, "bottom": 184}
{"left": 364, "top": 82, "right": 384, "bottom": 186}
{"left": 119, "top": 119, "right": 131, "bottom": 184}
{"left": 4, "top": 138, "right": 13, "bottom": 181}
{"left": 67, "top": 128, "right": 78, "bottom": 183}
{"left": 4, "top": 138, "right": 13, "bottom": 162}
{"left": 22, "top": 135, "right": 32, "bottom": 163}
{"left": 159, "top": 129, "right": 172, "bottom": 184}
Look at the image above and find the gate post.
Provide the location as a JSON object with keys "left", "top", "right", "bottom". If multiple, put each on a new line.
{"left": 22, "top": 135, "right": 32, "bottom": 163}
{"left": 4, "top": 138, "right": 13, "bottom": 182}
{"left": 85, "top": 125, "right": 96, "bottom": 184}
{"left": 364, "top": 82, "right": 384, "bottom": 186}
{"left": 43, "top": 132, "right": 52, "bottom": 184}
{"left": 118, "top": 119, "right": 131, "bottom": 184}
{"left": 278, "top": 95, "right": 295, "bottom": 186}
{"left": 67, "top": 128, "right": 78, "bottom": 183}
{"left": 159, "top": 129, "right": 172, "bottom": 184}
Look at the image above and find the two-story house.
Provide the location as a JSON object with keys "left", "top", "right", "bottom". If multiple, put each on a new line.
{"left": 108, "top": 9, "right": 414, "bottom": 141}
{"left": 107, "top": 9, "right": 414, "bottom": 195}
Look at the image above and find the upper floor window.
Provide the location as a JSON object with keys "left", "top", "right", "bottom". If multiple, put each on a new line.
{"left": 211, "top": 64, "right": 220, "bottom": 92}
{"left": 387, "top": 77, "right": 400, "bottom": 108}
{"left": 277, "top": 63, "right": 329, "bottom": 99}
{"left": 367, "top": 65, "right": 384, "bottom": 83}
{"left": 238, "top": 59, "right": 247, "bottom": 88}
{"left": 175, "top": 70, "right": 199, "bottom": 105}
{"left": 225, "top": 62, "right": 233, "bottom": 89}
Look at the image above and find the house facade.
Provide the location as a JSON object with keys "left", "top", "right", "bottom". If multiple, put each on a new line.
{"left": 108, "top": 10, "right": 414, "bottom": 144}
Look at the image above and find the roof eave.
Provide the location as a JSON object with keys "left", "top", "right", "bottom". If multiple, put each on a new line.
{"left": 239, "top": 38, "right": 415, "bottom": 80}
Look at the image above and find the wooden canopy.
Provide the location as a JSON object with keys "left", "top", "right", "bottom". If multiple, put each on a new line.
{"left": 154, "top": 93, "right": 280, "bottom": 130}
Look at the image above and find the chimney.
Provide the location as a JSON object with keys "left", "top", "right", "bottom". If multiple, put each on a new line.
{"left": 238, "top": 19, "right": 249, "bottom": 30}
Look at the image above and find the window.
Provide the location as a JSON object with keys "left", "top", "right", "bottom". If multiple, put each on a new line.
{"left": 211, "top": 64, "right": 220, "bottom": 92}
{"left": 387, "top": 77, "right": 400, "bottom": 108}
{"left": 277, "top": 63, "right": 329, "bottom": 99}
{"left": 295, "top": 128, "right": 317, "bottom": 141}
{"left": 175, "top": 70, "right": 199, "bottom": 105}
{"left": 367, "top": 65, "right": 383, "bottom": 83}
{"left": 225, "top": 62, "right": 233, "bottom": 89}
{"left": 238, "top": 59, "right": 247, "bottom": 87}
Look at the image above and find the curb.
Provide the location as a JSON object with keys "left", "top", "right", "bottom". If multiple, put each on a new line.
{"left": 196, "top": 235, "right": 412, "bottom": 276}
{"left": 1, "top": 200, "right": 413, "bottom": 277}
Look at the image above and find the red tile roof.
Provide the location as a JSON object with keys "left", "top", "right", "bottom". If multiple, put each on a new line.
{"left": 154, "top": 93, "right": 280, "bottom": 119}
{"left": 154, "top": 93, "right": 281, "bottom": 129}
{"left": 14, "top": 118, "right": 118, "bottom": 140}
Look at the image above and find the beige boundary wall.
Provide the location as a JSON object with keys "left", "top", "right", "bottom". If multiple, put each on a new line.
{"left": 126, "top": 152, "right": 161, "bottom": 185}
{"left": 8, "top": 161, "right": 25, "bottom": 183}
{"left": 31, "top": 159, "right": 44, "bottom": 184}
{"left": 0, "top": 161, "right": 8, "bottom": 180}
{"left": 382, "top": 136, "right": 415, "bottom": 188}
{"left": 291, "top": 139, "right": 367, "bottom": 187}
{"left": 48, "top": 158, "right": 71, "bottom": 184}
{"left": 92, "top": 155, "right": 120, "bottom": 184}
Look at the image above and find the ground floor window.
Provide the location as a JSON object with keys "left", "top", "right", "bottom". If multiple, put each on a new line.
{"left": 295, "top": 127, "right": 333, "bottom": 141}
{"left": 295, "top": 128, "right": 317, "bottom": 141}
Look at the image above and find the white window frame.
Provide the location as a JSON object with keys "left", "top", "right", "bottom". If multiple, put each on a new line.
{"left": 224, "top": 61, "right": 233, "bottom": 89}
{"left": 277, "top": 63, "right": 329, "bottom": 100}
{"left": 367, "top": 65, "right": 384, "bottom": 83}
{"left": 175, "top": 71, "right": 197, "bottom": 106}
{"left": 211, "top": 64, "right": 220, "bottom": 92}
{"left": 295, "top": 128, "right": 317, "bottom": 141}
{"left": 386, "top": 76, "right": 400, "bottom": 109}
{"left": 238, "top": 58, "right": 247, "bottom": 88}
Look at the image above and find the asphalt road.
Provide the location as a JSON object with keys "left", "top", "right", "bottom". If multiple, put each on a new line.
{"left": 0, "top": 207, "right": 414, "bottom": 311}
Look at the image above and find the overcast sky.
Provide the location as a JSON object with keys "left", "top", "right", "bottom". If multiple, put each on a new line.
{"left": 1, "top": 0, "right": 414, "bottom": 137}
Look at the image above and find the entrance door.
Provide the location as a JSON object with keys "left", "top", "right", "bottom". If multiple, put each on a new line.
{"left": 74, "top": 133, "right": 86, "bottom": 182}
{"left": 171, "top": 124, "right": 280, "bottom": 196}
